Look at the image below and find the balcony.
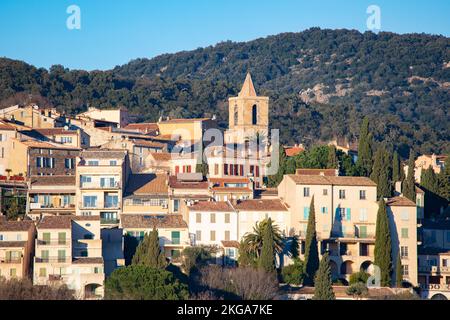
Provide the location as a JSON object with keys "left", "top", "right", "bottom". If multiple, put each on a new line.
{"left": 35, "top": 257, "right": 69, "bottom": 263}
{"left": 80, "top": 181, "right": 121, "bottom": 190}
{"left": 37, "top": 239, "right": 70, "bottom": 246}
{"left": 0, "top": 257, "right": 23, "bottom": 264}
{"left": 29, "top": 203, "right": 75, "bottom": 210}
{"left": 78, "top": 203, "right": 121, "bottom": 210}
{"left": 419, "top": 265, "right": 450, "bottom": 274}
{"left": 100, "top": 218, "right": 120, "bottom": 225}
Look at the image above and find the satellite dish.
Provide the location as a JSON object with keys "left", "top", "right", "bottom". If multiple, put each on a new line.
{"left": 33, "top": 105, "right": 39, "bottom": 110}
{"left": 64, "top": 125, "right": 69, "bottom": 131}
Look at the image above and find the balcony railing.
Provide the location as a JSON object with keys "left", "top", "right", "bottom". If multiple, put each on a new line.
{"left": 78, "top": 203, "right": 121, "bottom": 210}
{"left": 37, "top": 239, "right": 70, "bottom": 246}
{"left": 419, "top": 266, "right": 450, "bottom": 273}
{"left": 35, "top": 257, "right": 69, "bottom": 263}
{"left": 80, "top": 181, "right": 120, "bottom": 189}
{"left": 100, "top": 218, "right": 120, "bottom": 225}
{"left": 0, "top": 258, "right": 22, "bottom": 264}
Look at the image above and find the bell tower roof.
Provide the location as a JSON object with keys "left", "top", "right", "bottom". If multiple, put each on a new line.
{"left": 238, "top": 73, "right": 257, "bottom": 97}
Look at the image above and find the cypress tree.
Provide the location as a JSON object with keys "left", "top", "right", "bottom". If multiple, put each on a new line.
{"left": 421, "top": 167, "right": 439, "bottom": 194}
{"left": 327, "top": 145, "right": 338, "bottom": 169}
{"left": 374, "top": 199, "right": 392, "bottom": 287}
{"left": 313, "top": 252, "right": 335, "bottom": 300}
{"left": 395, "top": 252, "right": 403, "bottom": 288}
{"left": 268, "top": 147, "right": 287, "bottom": 187}
{"left": 403, "top": 150, "right": 416, "bottom": 202}
{"left": 370, "top": 147, "right": 392, "bottom": 198}
{"left": 132, "top": 228, "right": 166, "bottom": 269}
{"left": 392, "top": 151, "right": 400, "bottom": 183}
{"left": 438, "top": 155, "right": 450, "bottom": 201}
{"left": 356, "top": 117, "right": 373, "bottom": 177}
{"left": 304, "top": 196, "right": 319, "bottom": 286}
{"left": 258, "top": 218, "right": 276, "bottom": 273}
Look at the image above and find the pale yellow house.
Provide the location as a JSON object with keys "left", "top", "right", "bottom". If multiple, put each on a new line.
{"left": 0, "top": 105, "right": 63, "bottom": 129}
{"left": 77, "top": 107, "right": 130, "bottom": 128}
{"left": 157, "top": 117, "right": 218, "bottom": 142}
{"left": 413, "top": 154, "right": 447, "bottom": 183}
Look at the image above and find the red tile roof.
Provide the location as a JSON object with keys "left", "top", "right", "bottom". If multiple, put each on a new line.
{"left": 233, "top": 199, "right": 288, "bottom": 212}
{"left": 189, "top": 201, "right": 234, "bottom": 212}
{"left": 0, "top": 220, "right": 34, "bottom": 232}
{"left": 126, "top": 174, "right": 168, "bottom": 195}
{"left": 121, "top": 214, "right": 187, "bottom": 229}
{"left": 284, "top": 146, "right": 304, "bottom": 157}
{"left": 386, "top": 196, "right": 416, "bottom": 207}
{"left": 169, "top": 176, "right": 209, "bottom": 190}
{"left": 288, "top": 175, "right": 376, "bottom": 186}
{"left": 295, "top": 168, "right": 338, "bottom": 176}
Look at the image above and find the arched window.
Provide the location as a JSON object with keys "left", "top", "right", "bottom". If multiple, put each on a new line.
{"left": 233, "top": 105, "right": 238, "bottom": 126}
{"left": 252, "top": 104, "right": 258, "bottom": 125}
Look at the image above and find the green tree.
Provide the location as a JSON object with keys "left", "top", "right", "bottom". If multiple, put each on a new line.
{"left": 132, "top": 228, "right": 166, "bottom": 269}
{"left": 403, "top": 150, "right": 416, "bottom": 202}
{"left": 421, "top": 166, "right": 439, "bottom": 194}
{"left": 438, "top": 155, "right": 450, "bottom": 201}
{"left": 313, "top": 253, "right": 335, "bottom": 300}
{"left": 281, "top": 258, "right": 305, "bottom": 285}
{"left": 395, "top": 252, "right": 403, "bottom": 288}
{"left": 346, "top": 282, "right": 368, "bottom": 299}
{"left": 303, "top": 196, "right": 319, "bottom": 286}
{"left": 392, "top": 151, "right": 401, "bottom": 183}
{"left": 327, "top": 145, "right": 338, "bottom": 169}
{"left": 5, "top": 200, "right": 20, "bottom": 221}
{"left": 181, "top": 246, "right": 215, "bottom": 275}
{"left": 374, "top": 199, "right": 392, "bottom": 287}
{"left": 370, "top": 147, "right": 392, "bottom": 198}
{"left": 258, "top": 218, "right": 276, "bottom": 273}
{"left": 105, "top": 265, "right": 189, "bottom": 300}
{"left": 237, "top": 240, "right": 257, "bottom": 267}
{"left": 356, "top": 117, "right": 374, "bottom": 177}
{"left": 349, "top": 270, "right": 370, "bottom": 285}
{"left": 267, "top": 146, "right": 287, "bottom": 187}
{"left": 243, "top": 219, "right": 284, "bottom": 257}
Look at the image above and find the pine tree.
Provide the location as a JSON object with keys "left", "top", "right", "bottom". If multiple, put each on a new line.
{"left": 304, "top": 196, "right": 319, "bottom": 286}
{"left": 132, "top": 228, "right": 166, "bottom": 269}
{"left": 327, "top": 145, "right": 338, "bottom": 169}
{"left": 356, "top": 117, "right": 373, "bottom": 177}
{"left": 370, "top": 147, "right": 392, "bottom": 198}
{"left": 395, "top": 252, "right": 403, "bottom": 288}
{"left": 258, "top": 218, "right": 276, "bottom": 273}
{"left": 403, "top": 150, "right": 416, "bottom": 202}
{"left": 392, "top": 151, "right": 400, "bottom": 183}
{"left": 374, "top": 199, "right": 392, "bottom": 287}
{"left": 313, "top": 252, "right": 335, "bottom": 300}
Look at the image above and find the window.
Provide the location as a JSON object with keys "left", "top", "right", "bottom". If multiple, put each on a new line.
{"left": 321, "top": 207, "right": 328, "bottom": 214}
{"left": 42, "top": 233, "right": 51, "bottom": 244}
{"left": 41, "top": 250, "right": 49, "bottom": 262}
{"left": 36, "top": 157, "right": 43, "bottom": 168}
{"left": 173, "top": 199, "right": 180, "bottom": 212}
{"left": 110, "top": 160, "right": 117, "bottom": 166}
{"left": 402, "top": 265, "right": 409, "bottom": 276}
{"left": 81, "top": 176, "right": 92, "bottom": 184}
{"left": 251, "top": 104, "right": 258, "bottom": 125}
{"left": 39, "top": 268, "right": 46, "bottom": 277}
{"left": 323, "top": 189, "right": 328, "bottom": 196}
{"left": 234, "top": 105, "right": 238, "bottom": 125}
{"left": 87, "top": 160, "right": 99, "bottom": 166}
{"left": 225, "top": 231, "right": 230, "bottom": 241}
{"left": 196, "top": 231, "right": 202, "bottom": 241}
{"left": 214, "top": 164, "right": 219, "bottom": 175}
{"left": 171, "top": 231, "right": 180, "bottom": 245}
{"left": 401, "top": 228, "right": 409, "bottom": 239}
{"left": 225, "top": 213, "right": 230, "bottom": 223}
{"left": 303, "top": 187, "right": 310, "bottom": 197}
{"left": 340, "top": 208, "right": 351, "bottom": 221}
{"left": 104, "top": 194, "right": 118, "bottom": 208}
{"left": 58, "top": 250, "right": 66, "bottom": 262}
{"left": 359, "top": 190, "right": 366, "bottom": 200}
{"left": 58, "top": 232, "right": 66, "bottom": 245}
{"left": 10, "top": 269, "right": 16, "bottom": 277}
{"left": 83, "top": 196, "right": 97, "bottom": 208}
{"left": 359, "top": 208, "right": 368, "bottom": 222}
{"left": 64, "top": 158, "right": 74, "bottom": 169}
{"left": 339, "top": 190, "right": 346, "bottom": 199}
{"left": 401, "top": 246, "right": 409, "bottom": 258}
{"left": 210, "top": 230, "right": 216, "bottom": 241}
{"left": 196, "top": 213, "right": 202, "bottom": 223}
{"left": 0, "top": 235, "right": 3, "bottom": 241}
{"left": 60, "top": 136, "right": 72, "bottom": 144}
{"left": 303, "top": 207, "right": 310, "bottom": 220}
{"left": 62, "top": 195, "right": 71, "bottom": 207}
{"left": 401, "top": 210, "right": 409, "bottom": 221}
{"left": 359, "top": 226, "right": 368, "bottom": 238}
{"left": 210, "top": 213, "right": 216, "bottom": 223}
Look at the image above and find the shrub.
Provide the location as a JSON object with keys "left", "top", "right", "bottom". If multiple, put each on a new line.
{"left": 105, "top": 265, "right": 189, "bottom": 300}
{"left": 346, "top": 282, "right": 369, "bottom": 299}
{"left": 281, "top": 259, "right": 304, "bottom": 285}
{"left": 0, "top": 277, "right": 74, "bottom": 300}
{"left": 349, "top": 271, "right": 370, "bottom": 285}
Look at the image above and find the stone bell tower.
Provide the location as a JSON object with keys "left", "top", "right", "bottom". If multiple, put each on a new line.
{"left": 226, "top": 73, "right": 269, "bottom": 144}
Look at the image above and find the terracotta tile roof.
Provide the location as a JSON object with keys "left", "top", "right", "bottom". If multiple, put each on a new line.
{"left": 72, "top": 257, "right": 104, "bottom": 264}
{"left": 169, "top": 176, "right": 209, "bottom": 190}
{"left": 386, "top": 196, "right": 416, "bottom": 207}
{"left": 295, "top": 168, "right": 338, "bottom": 176}
{"left": 131, "top": 139, "right": 165, "bottom": 149}
{"left": 0, "top": 241, "right": 28, "bottom": 248}
{"left": 254, "top": 188, "right": 278, "bottom": 196}
{"left": 121, "top": 214, "right": 187, "bottom": 229}
{"left": 125, "top": 174, "right": 168, "bottom": 195}
{"left": 0, "top": 220, "right": 34, "bottom": 232}
{"left": 30, "top": 175, "right": 76, "bottom": 186}
{"left": 212, "top": 187, "right": 253, "bottom": 193}
{"left": 37, "top": 216, "right": 72, "bottom": 229}
{"left": 159, "top": 118, "right": 210, "bottom": 124}
{"left": 150, "top": 152, "right": 172, "bottom": 161}
{"left": 284, "top": 146, "right": 304, "bottom": 157}
{"left": 288, "top": 174, "right": 376, "bottom": 187}
{"left": 209, "top": 177, "right": 251, "bottom": 185}
{"left": 17, "top": 139, "right": 79, "bottom": 150}
{"left": 233, "top": 199, "right": 288, "bottom": 212}
{"left": 221, "top": 240, "right": 240, "bottom": 248}
{"left": 81, "top": 149, "right": 127, "bottom": 159}
{"left": 33, "top": 128, "right": 78, "bottom": 136}
{"left": 0, "top": 120, "right": 16, "bottom": 130}
{"left": 189, "top": 201, "right": 234, "bottom": 212}
{"left": 123, "top": 123, "right": 159, "bottom": 134}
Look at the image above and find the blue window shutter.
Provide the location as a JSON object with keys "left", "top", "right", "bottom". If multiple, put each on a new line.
{"left": 346, "top": 208, "right": 351, "bottom": 221}
{"left": 304, "top": 207, "right": 309, "bottom": 220}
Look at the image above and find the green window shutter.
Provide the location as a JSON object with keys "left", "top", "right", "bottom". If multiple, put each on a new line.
{"left": 346, "top": 208, "right": 351, "bottom": 221}
{"left": 58, "top": 250, "right": 66, "bottom": 262}
{"left": 171, "top": 231, "right": 180, "bottom": 245}
{"left": 58, "top": 232, "right": 66, "bottom": 245}
{"left": 41, "top": 250, "right": 49, "bottom": 262}
{"left": 359, "top": 226, "right": 367, "bottom": 238}
{"left": 43, "top": 232, "right": 51, "bottom": 244}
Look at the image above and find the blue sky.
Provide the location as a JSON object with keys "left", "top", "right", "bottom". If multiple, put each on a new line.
{"left": 0, "top": 0, "right": 448, "bottom": 71}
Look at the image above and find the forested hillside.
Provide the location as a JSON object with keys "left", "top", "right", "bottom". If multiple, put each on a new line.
{"left": 1, "top": 28, "right": 449, "bottom": 157}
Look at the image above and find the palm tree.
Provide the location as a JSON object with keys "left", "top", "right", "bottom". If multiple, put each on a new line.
{"left": 243, "top": 218, "right": 284, "bottom": 258}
